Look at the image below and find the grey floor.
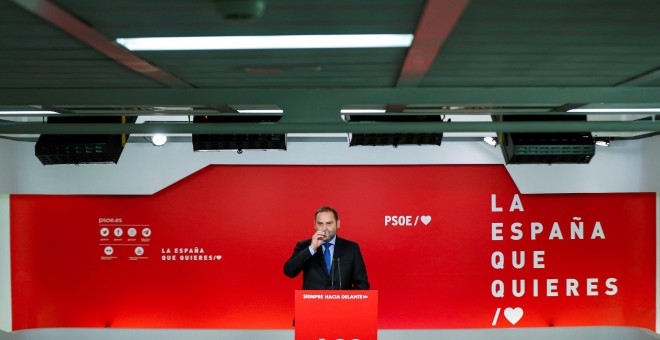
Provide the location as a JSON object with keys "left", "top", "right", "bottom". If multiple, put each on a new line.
{"left": 0, "top": 327, "right": 658, "bottom": 340}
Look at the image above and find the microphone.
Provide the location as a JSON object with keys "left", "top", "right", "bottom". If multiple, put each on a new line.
{"left": 338, "top": 258, "right": 342, "bottom": 290}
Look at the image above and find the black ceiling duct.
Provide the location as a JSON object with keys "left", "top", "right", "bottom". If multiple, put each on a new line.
{"left": 497, "top": 115, "right": 595, "bottom": 164}
{"left": 192, "top": 115, "right": 286, "bottom": 152}
{"left": 35, "top": 116, "right": 133, "bottom": 165}
{"left": 346, "top": 115, "right": 444, "bottom": 147}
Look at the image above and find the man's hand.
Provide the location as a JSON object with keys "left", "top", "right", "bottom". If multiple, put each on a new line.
{"left": 310, "top": 230, "right": 326, "bottom": 250}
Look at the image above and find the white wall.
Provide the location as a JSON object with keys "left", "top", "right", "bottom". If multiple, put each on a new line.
{"left": 2, "top": 139, "right": 504, "bottom": 194}
{"left": 0, "top": 136, "right": 657, "bottom": 195}
{"left": 640, "top": 135, "right": 660, "bottom": 193}
{"left": 507, "top": 137, "right": 658, "bottom": 194}
{"left": 0, "top": 195, "right": 10, "bottom": 332}
{"left": 0, "top": 140, "right": 16, "bottom": 193}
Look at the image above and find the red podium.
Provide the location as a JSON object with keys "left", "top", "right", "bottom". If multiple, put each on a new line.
{"left": 295, "top": 290, "right": 378, "bottom": 340}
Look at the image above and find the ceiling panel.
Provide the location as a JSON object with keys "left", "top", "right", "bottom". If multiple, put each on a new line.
{"left": 0, "top": 0, "right": 658, "bottom": 139}
{"left": 424, "top": 0, "right": 660, "bottom": 87}
{"left": 138, "top": 48, "right": 406, "bottom": 88}
{"left": 54, "top": 0, "right": 425, "bottom": 36}
{"left": 0, "top": 2, "right": 166, "bottom": 89}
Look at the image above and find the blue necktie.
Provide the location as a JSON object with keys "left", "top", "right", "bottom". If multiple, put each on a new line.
{"left": 323, "top": 242, "right": 332, "bottom": 274}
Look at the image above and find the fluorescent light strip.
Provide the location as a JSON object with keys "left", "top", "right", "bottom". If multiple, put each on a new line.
{"left": 153, "top": 106, "right": 194, "bottom": 111}
{"left": 288, "top": 133, "right": 348, "bottom": 138}
{"left": 131, "top": 133, "right": 191, "bottom": 137}
{"left": 116, "top": 34, "right": 414, "bottom": 51}
{"left": 236, "top": 109, "right": 283, "bottom": 114}
{"left": 136, "top": 115, "right": 191, "bottom": 123}
{"left": 0, "top": 111, "right": 59, "bottom": 115}
{"left": 340, "top": 109, "right": 387, "bottom": 114}
{"left": 568, "top": 108, "right": 660, "bottom": 113}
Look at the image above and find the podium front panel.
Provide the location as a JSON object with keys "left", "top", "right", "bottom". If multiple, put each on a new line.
{"left": 295, "top": 290, "right": 378, "bottom": 340}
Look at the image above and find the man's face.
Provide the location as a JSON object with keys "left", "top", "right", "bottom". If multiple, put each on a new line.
{"left": 315, "top": 211, "right": 340, "bottom": 241}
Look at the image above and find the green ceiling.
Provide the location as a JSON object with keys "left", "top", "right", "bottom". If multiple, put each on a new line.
{"left": 0, "top": 0, "right": 659, "bottom": 135}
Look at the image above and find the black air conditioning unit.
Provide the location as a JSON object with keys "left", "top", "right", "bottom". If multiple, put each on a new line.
{"left": 346, "top": 115, "right": 444, "bottom": 147}
{"left": 35, "top": 116, "right": 132, "bottom": 165}
{"left": 497, "top": 115, "right": 595, "bottom": 164}
{"left": 192, "top": 115, "right": 286, "bottom": 151}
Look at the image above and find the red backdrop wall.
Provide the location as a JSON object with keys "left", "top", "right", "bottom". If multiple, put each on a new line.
{"left": 10, "top": 165, "right": 656, "bottom": 330}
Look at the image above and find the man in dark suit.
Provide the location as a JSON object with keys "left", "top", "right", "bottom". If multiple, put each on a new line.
{"left": 284, "top": 206, "right": 369, "bottom": 290}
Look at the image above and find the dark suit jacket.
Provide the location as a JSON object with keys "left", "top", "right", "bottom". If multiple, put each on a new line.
{"left": 284, "top": 237, "right": 370, "bottom": 290}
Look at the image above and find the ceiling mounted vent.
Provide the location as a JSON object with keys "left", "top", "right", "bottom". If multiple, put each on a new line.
{"left": 192, "top": 114, "right": 286, "bottom": 152}
{"left": 497, "top": 115, "right": 595, "bottom": 164}
{"left": 346, "top": 115, "right": 444, "bottom": 147}
{"left": 35, "top": 116, "right": 133, "bottom": 165}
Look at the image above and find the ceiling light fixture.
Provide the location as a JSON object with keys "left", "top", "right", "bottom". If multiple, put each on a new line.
{"left": 483, "top": 137, "right": 498, "bottom": 146}
{"left": 0, "top": 110, "right": 59, "bottom": 115}
{"left": 136, "top": 116, "right": 191, "bottom": 124}
{"left": 236, "top": 109, "right": 284, "bottom": 114}
{"left": 153, "top": 106, "right": 194, "bottom": 112}
{"left": 151, "top": 134, "right": 167, "bottom": 146}
{"left": 340, "top": 109, "right": 387, "bottom": 114}
{"left": 568, "top": 108, "right": 660, "bottom": 113}
{"left": 595, "top": 138, "right": 611, "bottom": 147}
{"left": 115, "top": 34, "right": 414, "bottom": 51}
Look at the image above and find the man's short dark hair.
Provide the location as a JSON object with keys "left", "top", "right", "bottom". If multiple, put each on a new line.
{"left": 315, "top": 206, "right": 339, "bottom": 221}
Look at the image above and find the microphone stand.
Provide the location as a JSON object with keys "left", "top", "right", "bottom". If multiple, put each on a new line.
{"left": 330, "top": 257, "right": 334, "bottom": 290}
{"left": 338, "top": 258, "right": 342, "bottom": 290}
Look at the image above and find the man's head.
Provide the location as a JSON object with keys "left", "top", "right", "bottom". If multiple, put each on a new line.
{"left": 314, "top": 206, "right": 340, "bottom": 241}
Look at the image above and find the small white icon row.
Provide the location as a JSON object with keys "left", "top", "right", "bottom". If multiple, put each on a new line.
{"left": 104, "top": 246, "right": 144, "bottom": 256}
{"left": 100, "top": 227, "right": 151, "bottom": 238}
